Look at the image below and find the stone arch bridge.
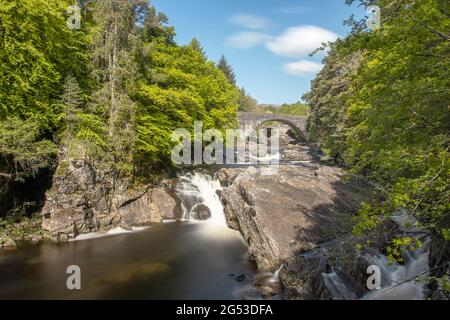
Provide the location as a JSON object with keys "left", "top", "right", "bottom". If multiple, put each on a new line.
{"left": 239, "top": 112, "right": 308, "bottom": 142}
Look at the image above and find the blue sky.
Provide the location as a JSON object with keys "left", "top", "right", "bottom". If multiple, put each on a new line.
{"left": 152, "top": 0, "right": 366, "bottom": 105}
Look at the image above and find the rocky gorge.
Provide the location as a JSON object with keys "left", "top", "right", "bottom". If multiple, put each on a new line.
{"left": 213, "top": 131, "right": 449, "bottom": 299}
{"left": 0, "top": 125, "right": 447, "bottom": 300}
{"left": 215, "top": 153, "right": 383, "bottom": 299}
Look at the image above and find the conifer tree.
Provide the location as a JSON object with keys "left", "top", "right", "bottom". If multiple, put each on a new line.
{"left": 238, "top": 88, "right": 258, "bottom": 112}
{"left": 189, "top": 38, "right": 206, "bottom": 57}
{"left": 218, "top": 55, "right": 236, "bottom": 86}
{"left": 90, "top": 0, "right": 149, "bottom": 174}
{"left": 59, "top": 75, "right": 85, "bottom": 159}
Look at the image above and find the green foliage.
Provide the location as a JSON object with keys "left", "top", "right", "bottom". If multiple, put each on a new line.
{"left": 0, "top": 0, "right": 239, "bottom": 182}
{"left": 217, "top": 55, "right": 236, "bottom": 86}
{"left": 256, "top": 102, "right": 309, "bottom": 116}
{"left": 386, "top": 237, "right": 422, "bottom": 264}
{"left": 306, "top": 0, "right": 450, "bottom": 241}
{"left": 0, "top": 118, "right": 57, "bottom": 180}
{"left": 139, "top": 5, "right": 175, "bottom": 44}
{"left": 0, "top": 214, "right": 43, "bottom": 242}
{"left": 238, "top": 88, "right": 259, "bottom": 112}
{"left": 442, "top": 229, "right": 450, "bottom": 241}
{"left": 303, "top": 42, "right": 362, "bottom": 161}
{"left": 429, "top": 275, "right": 450, "bottom": 295}
{"left": 0, "top": 0, "right": 89, "bottom": 179}
{"left": 0, "top": 0, "right": 89, "bottom": 128}
{"left": 135, "top": 42, "right": 239, "bottom": 166}
{"left": 352, "top": 202, "right": 387, "bottom": 237}
{"left": 274, "top": 102, "right": 309, "bottom": 116}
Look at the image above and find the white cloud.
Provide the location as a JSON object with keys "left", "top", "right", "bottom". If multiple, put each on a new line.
{"left": 266, "top": 26, "right": 339, "bottom": 57}
{"left": 230, "top": 14, "right": 270, "bottom": 30}
{"left": 283, "top": 60, "right": 323, "bottom": 76}
{"left": 226, "top": 32, "right": 272, "bottom": 49}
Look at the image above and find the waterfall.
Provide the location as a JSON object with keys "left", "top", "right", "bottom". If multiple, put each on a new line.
{"left": 175, "top": 172, "right": 228, "bottom": 227}
{"left": 361, "top": 238, "right": 430, "bottom": 300}
{"left": 322, "top": 238, "right": 430, "bottom": 300}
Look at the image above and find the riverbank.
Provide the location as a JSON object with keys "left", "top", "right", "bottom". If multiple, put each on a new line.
{"left": 0, "top": 215, "right": 43, "bottom": 249}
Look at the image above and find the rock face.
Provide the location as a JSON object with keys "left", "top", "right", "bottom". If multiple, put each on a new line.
{"left": 429, "top": 214, "right": 450, "bottom": 300}
{"left": 217, "top": 164, "right": 379, "bottom": 299}
{"left": 42, "top": 160, "right": 179, "bottom": 241}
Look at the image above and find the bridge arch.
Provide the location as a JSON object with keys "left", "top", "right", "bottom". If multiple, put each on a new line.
{"left": 238, "top": 112, "right": 308, "bottom": 143}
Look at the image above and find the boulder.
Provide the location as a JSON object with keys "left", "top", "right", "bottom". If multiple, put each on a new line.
{"left": 217, "top": 164, "right": 378, "bottom": 299}
{"left": 0, "top": 236, "right": 16, "bottom": 249}
{"left": 42, "top": 160, "right": 177, "bottom": 241}
{"left": 191, "top": 204, "right": 211, "bottom": 220}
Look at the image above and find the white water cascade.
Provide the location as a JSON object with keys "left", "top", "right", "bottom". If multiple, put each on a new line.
{"left": 362, "top": 239, "right": 430, "bottom": 300}
{"left": 362, "top": 211, "right": 431, "bottom": 300}
{"left": 322, "top": 241, "right": 430, "bottom": 300}
{"left": 323, "top": 208, "right": 432, "bottom": 301}
{"left": 175, "top": 172, "right": 228, "bottom": 227}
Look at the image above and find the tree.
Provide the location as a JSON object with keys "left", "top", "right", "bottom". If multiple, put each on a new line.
{"left": 238, "top": 88, "right": 258, "bottom": 112}
{"left": 135, "top": 42, "right": 239, "bottom": 170}
{"left": 0, "top": 118, "right": 57, "bottom": 181}
{"left": 306, "top": 0, "right": 450, "bottom": 251}
{"left": 218, "top": 55, "right": 236, "bottom": 86}
{"left": 277, "top": 102, "right": 309, "bottom": 116}
{"left": 89, "top": 0, "right": 150, "bottom": 174}
{"left": 59, "top": 75, "right": 84, "bottom": 158}
{"left": 303, "top": 41, "right": 363, "bottom": 161}
{"left": 140, "top": 5, "right": 175, "bottom": 44}
{"left": 189, "top": 38, "right": 206, "bottom": 57}
{"left": 0, "top": 0, "right": 89, "bottom": 178}
{"left": 60, "top": 75, "right": 84, "bottom": 127}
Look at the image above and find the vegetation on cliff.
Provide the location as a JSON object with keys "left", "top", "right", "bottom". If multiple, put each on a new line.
{"left": 305, "top": 0, "right": 449, "bottom": 278}
{"left": 0, "top": 0, "right": 239, "bottom": 186}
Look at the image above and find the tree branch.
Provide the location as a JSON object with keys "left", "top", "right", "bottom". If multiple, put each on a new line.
{"left": 406, "top": 13, "right": 450, "bottom": 41}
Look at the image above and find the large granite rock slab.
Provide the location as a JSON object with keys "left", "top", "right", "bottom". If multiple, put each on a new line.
{"left": 217, "top": 164, "right": 379, "bottom": 299}
{"left": 42, "top": 160, "right": 179, "bottom": 242}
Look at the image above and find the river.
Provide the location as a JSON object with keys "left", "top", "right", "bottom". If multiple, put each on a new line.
{"left": 0, "top": 126, "right": 430, "bottom": 300}
{"left": 0, "top": 173, "right": 259, "bottom": 300}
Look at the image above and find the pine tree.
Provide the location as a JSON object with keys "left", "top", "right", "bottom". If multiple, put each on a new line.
{"left": 218, "top": 55, "right": 236, "bottom": 86}
{"left": 90, "top": 0, "right": 148, "bottom": 174}
{"left": 140, "top": 6, "right": 175, "bottom": 44}
{"left": 238, "top": 87, "right": 258, "bottom": 112}
{"left": 189, "top": 38, "right": 206, "bottom": 57}
{"left": 59, "top": 75, "right": 84, "bottom": 159}
{"left": 61, "top": 75, "right": 83, "bottom": 119}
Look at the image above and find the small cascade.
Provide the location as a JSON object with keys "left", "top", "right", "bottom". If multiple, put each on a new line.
{"left": 175, "top": 171, "right": 228, "bottom": 227}
{"left": 322, "top": 239, "right": 430, "bottom": 300}
{"left": 362, "top": 239, "right": 430, "bottom": 300}
{"left": 322, "top": 209, "right": 431, "bottom": 300}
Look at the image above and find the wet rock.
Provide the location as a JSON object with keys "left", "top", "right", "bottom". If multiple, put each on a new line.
{"left": 150, "top": 186, "right": 180, "bottom": 220}
{"left": 234, "top": 274, "right": 246, "bottom": 282}
{"left": 30, "top": 234, "right": 43, "bottom": 244}
{"left": 0, "top": 236, "right": 16, "bottom": 249}
{"left": 191, "top": 204, "right": 211, "bottom": 220}
{"left": 255, "top": 284, "right": 279, "bottom": 298}
{"left": 217, "top": 161, "right": 378, "bottom": 299}
{"left": 253, "top": 272, "right": 282, "bottom": 297}
{"left": 42, "top": 160, "right": 177, "bottom": 241}
{"left": 428, "top": 213, "right": 450, "bottom": 300}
